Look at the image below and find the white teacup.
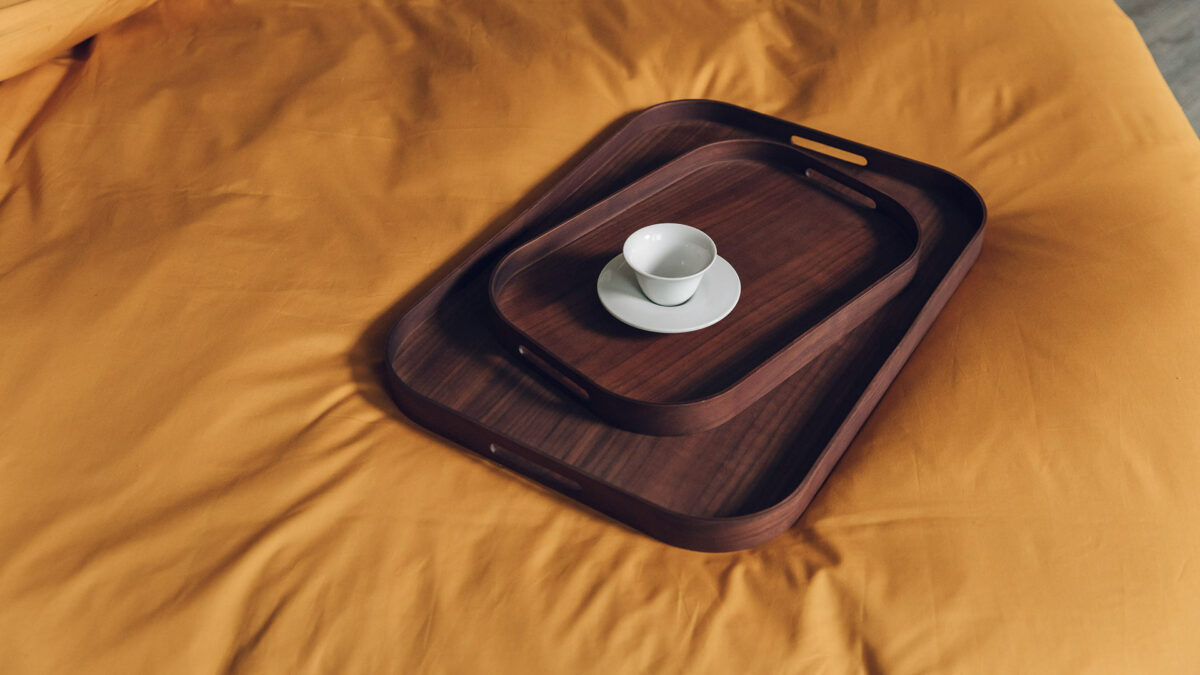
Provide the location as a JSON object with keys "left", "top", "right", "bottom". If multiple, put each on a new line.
{"left": 622, "top": 223, "right": 717, "bottom": 306}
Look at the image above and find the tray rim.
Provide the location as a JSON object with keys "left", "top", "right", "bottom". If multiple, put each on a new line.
{"left": 384, "top": 99, "right": 988, "bottom": 551}
{"left": 487, "top": 138, "right": 922, "bottom": 436}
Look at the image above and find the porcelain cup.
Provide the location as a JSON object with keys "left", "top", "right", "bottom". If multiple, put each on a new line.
{"left": 622, "top": 223, "right": 717, "bottom": 306}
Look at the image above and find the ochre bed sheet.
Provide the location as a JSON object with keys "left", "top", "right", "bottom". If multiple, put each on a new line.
{"left": 3, "top": 0, "right": 1200, "bottom": 671}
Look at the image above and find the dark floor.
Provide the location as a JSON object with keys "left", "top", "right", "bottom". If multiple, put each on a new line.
{"left": 1116, "top": 0, "right": 1200, "bottom": 133}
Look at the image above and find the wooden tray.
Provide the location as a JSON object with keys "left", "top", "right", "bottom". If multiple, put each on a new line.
{"left": 385, "top": 100, "right": 986, "bottom": 551}
{"left": 488, "top": 139, "right": 920, "bottom": 436}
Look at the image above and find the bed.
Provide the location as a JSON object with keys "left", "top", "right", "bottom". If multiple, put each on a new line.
{"left": 2, "top": 0, "right": 1199, "bottom": 671}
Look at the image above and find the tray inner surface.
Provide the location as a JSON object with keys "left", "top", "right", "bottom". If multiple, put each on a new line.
{"left": 390, "top": 112, "right": 980, "bottom": 521}
{"left": 493, "top": 155, "right": 912, "bottom": 403}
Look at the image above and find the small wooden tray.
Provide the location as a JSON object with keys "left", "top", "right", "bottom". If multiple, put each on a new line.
{"left": 385, "top": 100, "right": 986, "bottom": 551}
{"left": 488, "top": 139, "right": 920, "bottom": 436}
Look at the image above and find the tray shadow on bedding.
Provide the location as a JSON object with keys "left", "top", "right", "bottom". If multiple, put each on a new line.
{"left": 367, "top": 101, "right": 985, "bottom": 552}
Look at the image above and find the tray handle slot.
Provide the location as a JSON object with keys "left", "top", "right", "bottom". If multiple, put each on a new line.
{"left": 489, "top": 443, "right": 581, "bottom": 493}
{"left": 518, "top": 345, "right": 591, "bottom": 401}
{"left": 802, "top": 167, "right": 877, "bottom": 210}
{"left": 790, "top": 135, "right": 868, "bottom": 167}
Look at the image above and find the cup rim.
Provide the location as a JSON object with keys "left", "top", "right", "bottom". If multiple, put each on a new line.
{"left": 622, "top": 223, "right": 717, "bottom": 282}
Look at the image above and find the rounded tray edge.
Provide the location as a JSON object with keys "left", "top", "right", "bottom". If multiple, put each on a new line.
{"left": 386, "top": 320, "right": 832, "bottom": 552}
{"left": 486, "top": 138, "right": 925, "bottom": 436}
{"left": 382, "top": 98, "right": 991, "bottom": 551}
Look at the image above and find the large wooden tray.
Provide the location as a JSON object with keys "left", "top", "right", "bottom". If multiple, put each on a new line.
{"left": 385, "top": 100, "right": 986, "bottom": 552}
{"left": 488, "top": 139, "right": 921, "bottom": 436}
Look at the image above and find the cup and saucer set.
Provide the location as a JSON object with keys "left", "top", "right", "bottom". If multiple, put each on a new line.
{"left": 596, "top": 222, "right": 741, "bottom": 334}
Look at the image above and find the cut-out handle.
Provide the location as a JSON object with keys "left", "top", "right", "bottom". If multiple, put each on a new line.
{"left": 790, "top": 135, "right": 868, "bottom": 166}
{"left": 518, "top": 345, "right": 591, "bottom": 401}
{"left": 489, "top": 443, "right": 581, "bottom": 493}
{"left": 803, "top": 168, "right": 877, "bottom": 210}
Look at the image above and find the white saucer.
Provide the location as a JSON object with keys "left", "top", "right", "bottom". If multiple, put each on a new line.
{"left": 596, "top": 254, "right": 740, "bottom": 334}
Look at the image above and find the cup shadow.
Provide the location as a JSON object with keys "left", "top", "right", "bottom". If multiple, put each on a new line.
{"left": 498, "top": 248, "right": 648, "bottom": 343}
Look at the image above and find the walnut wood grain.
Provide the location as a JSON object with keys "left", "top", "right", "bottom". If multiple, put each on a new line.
{"left": 384, "top": 100, "right": 986, "bottom": 552}
{"left": 488, "top": 140, "right": 921, "bottom": 435}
